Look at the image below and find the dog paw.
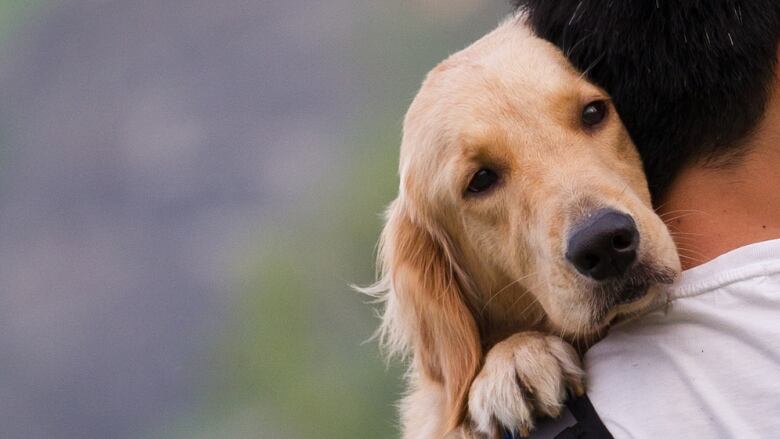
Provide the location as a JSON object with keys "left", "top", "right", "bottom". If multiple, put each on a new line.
{"left": 467, "top": 332, "right": 584, "bottom": 437}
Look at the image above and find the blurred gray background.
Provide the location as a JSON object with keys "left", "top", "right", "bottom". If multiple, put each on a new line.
{"left": 0, "top": 1, "right": 510, "bottom": 438}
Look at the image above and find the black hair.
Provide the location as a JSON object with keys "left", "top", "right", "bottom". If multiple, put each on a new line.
{"left": 515, "top": 0, "right": 780, "bottom": 201}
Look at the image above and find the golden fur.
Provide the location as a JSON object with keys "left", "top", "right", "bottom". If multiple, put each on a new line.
{"left": 361, "top": 16, "right": 680, "bottom": 439}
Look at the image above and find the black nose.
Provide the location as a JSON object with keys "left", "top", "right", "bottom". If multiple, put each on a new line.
{"left": 565, "top": 209, "right": 639, "bottom": 280}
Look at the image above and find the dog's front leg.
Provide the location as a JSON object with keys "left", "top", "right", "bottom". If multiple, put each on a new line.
{"left": 466, "top": 332, "right": 584, "bottom": 438}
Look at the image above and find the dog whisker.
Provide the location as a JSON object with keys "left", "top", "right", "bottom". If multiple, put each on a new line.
{"left": 652, "top": 200, "right": 671, "bottom": 213}
{"left": 660, "top": 211, "right": 703, "bottom": 220}
{"left": 676, "top": 252, "right": 708, "bottom": 265}
{"left": 481, "top": 271, "right": 538, "bottom": 315}
{"left": 661, "top": 213, "right": 706, "bottom": 225}
{"left": 617, "top": 181, "right": 630, "bottom": 198}
{"left": 657, "top": 209, "right": 710, "bottom": 219}
{"left": 658, "top": 208, "right": 709, "bottom": 216}
{"left": 670, "top": 236, "right": 705, "bottom": 245}
{"left": 677, "top": 253, "right": 706, "bottom": 264}
{"left": 676, "top": 245, "right": 709, "bottom": 258}
{"left": 578, "top": 51, "right": 606, "bottom": 79}
{"left": 513, "top": 288, "right": 541, "bottom": 317}
{"left": 509, "top": 284, "right": 541, "bottom": 312}
{"left": 566, "top": 31, "right": 593, "bottom": 58}
{"left": 668, "top": 231, "right": 705, "bottom": 237}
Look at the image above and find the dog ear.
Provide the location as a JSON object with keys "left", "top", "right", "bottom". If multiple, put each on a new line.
{"left": 369, "top": 198, "right": 482, "bottom": 433}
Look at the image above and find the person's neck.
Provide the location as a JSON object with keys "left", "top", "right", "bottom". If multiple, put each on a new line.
{"left": 657, "top": 75, "right": 780, "bottom": 270}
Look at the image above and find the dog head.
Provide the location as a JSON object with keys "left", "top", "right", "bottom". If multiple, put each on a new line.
{"left": 366, "top": 16, "right": 680, "bottom": 432}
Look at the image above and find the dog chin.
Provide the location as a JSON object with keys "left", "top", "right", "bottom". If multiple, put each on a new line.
{"left": 595, "top": 263, "right": 677, "bottom": 327}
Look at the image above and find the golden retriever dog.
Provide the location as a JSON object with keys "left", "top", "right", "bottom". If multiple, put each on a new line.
{"left": 361, "top": 15, "right": 680, "bottom": 439}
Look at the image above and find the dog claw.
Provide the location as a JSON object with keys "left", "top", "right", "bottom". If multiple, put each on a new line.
{"left": 572, "top": 381, "right": 586, "bottom": 397}
{"left": 468, "top": 332, "right": 584, "bottom": 438}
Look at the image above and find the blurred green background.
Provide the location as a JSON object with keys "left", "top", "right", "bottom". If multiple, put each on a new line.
{"left": 0, "top": 1, "right": 509, "bottom": 438}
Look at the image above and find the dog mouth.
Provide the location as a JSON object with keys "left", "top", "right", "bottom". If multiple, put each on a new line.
{"left": 592, "top": 262, "right": 677, "bottom": 324}
{"left": 613, "top": 282, "right": 651, "bottom": 305}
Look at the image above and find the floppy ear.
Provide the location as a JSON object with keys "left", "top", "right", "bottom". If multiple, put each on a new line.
{"left": 368, "top": 198, "right": 482, "bottom": 432}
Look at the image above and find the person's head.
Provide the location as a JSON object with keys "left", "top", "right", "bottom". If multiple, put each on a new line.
{"left": 515, "top": 0, "right": 780, "bottom": 201}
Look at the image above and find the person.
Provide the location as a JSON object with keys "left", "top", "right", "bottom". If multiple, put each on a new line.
{"left": 510, "top": 1, "right": 780, "bottom": 438}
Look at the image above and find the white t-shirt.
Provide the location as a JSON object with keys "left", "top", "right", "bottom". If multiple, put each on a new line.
{"left": 585, "top": 238, "right": 780, "bottom": 438}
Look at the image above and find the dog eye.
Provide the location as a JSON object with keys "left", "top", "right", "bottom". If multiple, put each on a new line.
{"left": 582, "top": 100, "right": 607, "bottom": 127}
{"left": 467, "top": 169, "right": 499, "bottom": 194}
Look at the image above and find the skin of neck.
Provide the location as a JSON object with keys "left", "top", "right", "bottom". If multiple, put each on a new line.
{"left": 657, "top": 66, "right": 780, "bottom": 270}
